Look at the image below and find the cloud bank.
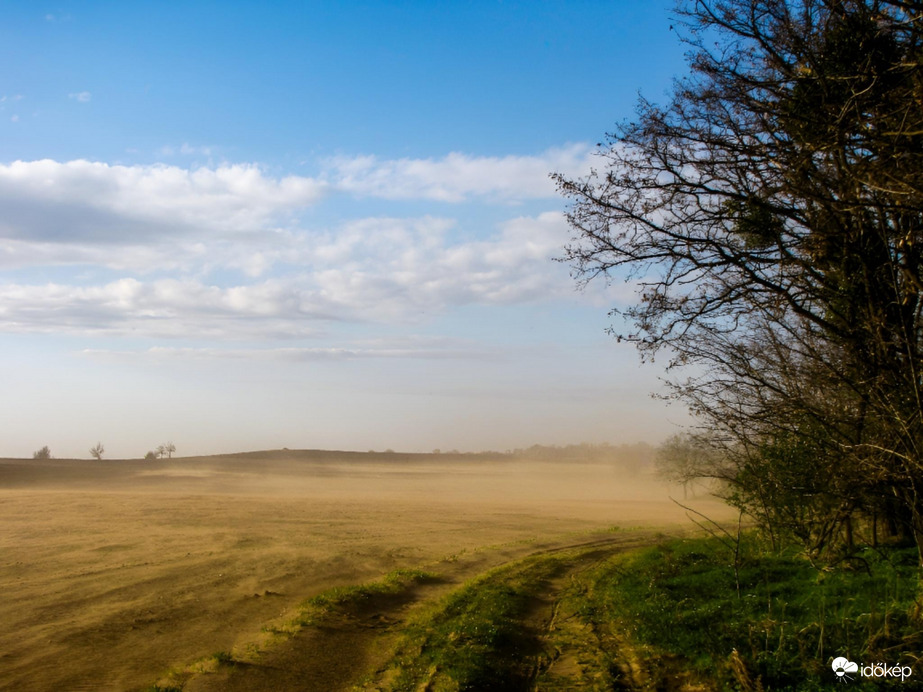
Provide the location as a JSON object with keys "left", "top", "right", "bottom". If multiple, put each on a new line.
{"left": 0, "top": 212, "right": 574, "bottom": 338}
{"left": 0, "top": 149, "right": 597, "bottom": 340}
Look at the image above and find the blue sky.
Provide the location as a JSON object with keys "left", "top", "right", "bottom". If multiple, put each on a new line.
{"left": 0, "top": 1, "right": 692, "bottom": 458}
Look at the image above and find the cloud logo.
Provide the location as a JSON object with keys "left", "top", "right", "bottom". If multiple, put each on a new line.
{"left": 832, "top": 656, "right": 859, "bottom": 681}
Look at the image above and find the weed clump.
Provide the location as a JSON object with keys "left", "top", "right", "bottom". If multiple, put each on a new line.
{"left": 211, "top": 650, "right": 234, "bottom": 665}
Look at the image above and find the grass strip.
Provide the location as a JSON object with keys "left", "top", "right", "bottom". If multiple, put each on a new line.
{"left": 293, "top": 568, "right": 439, "bottom": 626}
{"left": 369, "top": 554, "right": 569, "bottom": 691}
{"left": 576, "top": 536, "right": 921, "bottom": 690}
{"left": 149, "top": 568, "right": 438, "bottom": 690}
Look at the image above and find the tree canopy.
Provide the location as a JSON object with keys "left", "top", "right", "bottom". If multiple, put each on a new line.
{"left": 557, "top": 0, "right": 923, "bottom": 562}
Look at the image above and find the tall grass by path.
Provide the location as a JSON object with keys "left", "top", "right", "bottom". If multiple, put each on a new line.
{"left": 577, "top": 535, "right": 922, "bottom": 690}
{"left": 366, "top": 535, "right": 922, "bottom": 690}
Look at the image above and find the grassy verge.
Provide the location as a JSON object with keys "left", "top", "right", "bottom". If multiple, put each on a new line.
{"left": 576, "top": 536, "right": 921, "bottom": 690}
{"left": 288, "top": 567, "right": 439, "bottom": 627}
{"left": 149, "top": 537, "right": 921, "bottom": 691}
{"left": 366, "top": 554, "right": 569, "bottom": 691}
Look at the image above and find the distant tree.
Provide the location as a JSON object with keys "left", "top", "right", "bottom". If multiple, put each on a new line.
{"left": 89, "top": 442, "right": 105, "bottom": 460}
{"left": 164, "top": 442, "right": 176, "bottom": 459}
{"left": 656, "top": 434, "right": 733, "bottom": 497}
{"left": 156, "top": 444, "right": 166, "bottom": 459}
{"left": 144, "top": 451, "right": 157, "bottom": 461}
{"left": 32, "top": 446, "right": 51, "bottom": 460}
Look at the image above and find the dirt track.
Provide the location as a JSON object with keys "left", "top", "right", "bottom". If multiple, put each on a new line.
{"left": 0, "top": 451, "right": 732, "bottom": 691}
{"left": 181, "top": 536, "right": 654, "bottom": 691}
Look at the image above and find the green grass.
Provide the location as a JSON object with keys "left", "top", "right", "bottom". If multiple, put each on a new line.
{"left": 577, "top": 536, "right": 922, "bottom": 690}
{"left": 294, "top": 568, "right": 438, "bottom": 626}
{"left": 211, "top": 650, "right": 234, "bottom": 666}
{"left": 376, "top": 555, "right": 566, "bottom": 691}
{"left": 258, "top": 568, "right": 439, "bottom": 634}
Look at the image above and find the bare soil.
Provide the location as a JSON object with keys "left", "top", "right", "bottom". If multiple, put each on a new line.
{"left": 0, "top": 450, "right": 731, "bottom": 691}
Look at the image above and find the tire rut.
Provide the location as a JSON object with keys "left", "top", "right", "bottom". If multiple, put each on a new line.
{"left": 155, "top": 531, "right": 667, "bottom": 692}
{"left": 523, "top": 547, "right": 633, "bottom": 691}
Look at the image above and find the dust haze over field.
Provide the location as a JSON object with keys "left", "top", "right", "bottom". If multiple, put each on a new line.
{"left": 0, "top": 9, "right": 698, "bottom": 685}
{"left": 0, "top": 448, "right": 730, "bottom": 691}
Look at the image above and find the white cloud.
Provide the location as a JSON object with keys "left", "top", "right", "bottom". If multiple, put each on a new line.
{"left": 0, "top": 236, "right": 207, "bottom": 273}
{"left": 0, "top": 278, "right": 325, "bottom": 339}
{"left": 0, "top": 159, "right": 328, "bottom": 249}
{"left": 0, "top": 211, "right": 581, "bottom": 338}
{"left": 0, "top": 152, "right": 590, "bottom": 264}
{"left": 0, "top": 152, "right": 623, "bottom": 340}
{"left": 0, "top": 156, "right": 582, "bottom": 277}
{"left": 10, "top": 115, "right": 18, "bottom": 123}
{"left": 326, "top": 144, "right": 593, "bottom": 203}
{"left": 288, "top": 212, "right": 576, "bottom": 317}
{"left": 69, "top": 91, "right": 92, "bottom": 103}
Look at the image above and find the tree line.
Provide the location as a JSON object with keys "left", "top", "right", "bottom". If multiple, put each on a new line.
{"left": 510, "top": 442, "right": 655, "bottom": 473}
{"left": 558, "top": 0, "right": 923, "bottom": 565}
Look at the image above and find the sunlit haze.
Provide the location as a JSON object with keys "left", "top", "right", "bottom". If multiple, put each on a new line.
{"left": 0, "top": 1, "right": 692, "bottom": 457}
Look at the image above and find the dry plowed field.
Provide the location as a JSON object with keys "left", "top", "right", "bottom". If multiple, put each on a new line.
{"left": 0, "top": 450, "right": 729, "bottom": 691}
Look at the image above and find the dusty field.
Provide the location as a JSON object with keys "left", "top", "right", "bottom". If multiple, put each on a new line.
{"left": 0, "top": 450, "right": 731, "bottom": 691}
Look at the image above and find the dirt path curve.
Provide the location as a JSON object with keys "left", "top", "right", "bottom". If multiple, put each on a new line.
{"left": 524, "top": 546, "right": 626, "bottom": 690}
{"left": 168, "top": 531, "right": 664, "bottom": 692}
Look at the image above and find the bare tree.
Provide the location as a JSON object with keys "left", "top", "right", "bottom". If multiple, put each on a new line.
{"left": 656, "top": 434, "right": 732, "bottom": 498}
{"left": 164, "top": 442, "right": 176, "bottom": 459}
{"left": 89, "top": 442, "right": 105, "bottom": 460}
{"left": 557, "top": 0, "right": 923, "bottom": 563}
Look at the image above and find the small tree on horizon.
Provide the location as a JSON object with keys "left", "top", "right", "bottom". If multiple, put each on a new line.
{"left": 89, "top": 442, "right": 105, "bottom": 460}
{"left": 32, "top": 446, "right": 51, "bottom": 460}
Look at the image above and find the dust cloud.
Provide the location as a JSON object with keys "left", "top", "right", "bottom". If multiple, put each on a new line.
{"left": 0, "top": 448, "right": 731, "bottom": 691}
